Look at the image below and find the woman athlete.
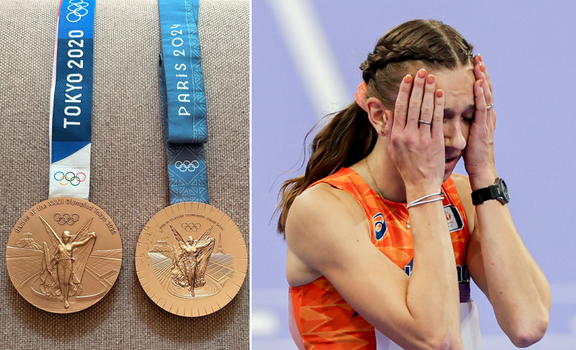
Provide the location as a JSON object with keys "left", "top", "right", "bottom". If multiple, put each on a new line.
{"left": 278, "top": 20, "right": 550, "bottom": 349}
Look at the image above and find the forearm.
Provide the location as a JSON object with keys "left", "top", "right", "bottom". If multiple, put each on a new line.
{"left": 406, "top": 200, "right": 463, "bottom": 346}
{"left": 475, "top": 200, "right": 550, "bottom": 345}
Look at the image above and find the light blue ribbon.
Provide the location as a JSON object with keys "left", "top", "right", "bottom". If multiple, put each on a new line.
{"left": 158, "top": 0, "right": 209, "bottom": 204}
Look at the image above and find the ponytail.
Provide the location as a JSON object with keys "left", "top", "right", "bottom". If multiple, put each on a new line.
{"left": 277, "top": 102, "right": 377, "bottom": 234}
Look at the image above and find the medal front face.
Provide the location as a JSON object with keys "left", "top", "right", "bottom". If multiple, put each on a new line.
{"left": 135, "top": 202, "right": 247, "bottom": 317}
{"left": 6, "top": 197, "right": 122, "bottom": 313}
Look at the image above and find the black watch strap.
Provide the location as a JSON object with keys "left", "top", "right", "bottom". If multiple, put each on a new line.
{"left": 471, "top": 178, "right": 510, "bottom": 205}
{"left": 472, "top": 186, "right": 497, "bottom": 205}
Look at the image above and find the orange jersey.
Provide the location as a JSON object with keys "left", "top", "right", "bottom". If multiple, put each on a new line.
{"left": 289, "top": 167, "right": 474, "bottom": 349}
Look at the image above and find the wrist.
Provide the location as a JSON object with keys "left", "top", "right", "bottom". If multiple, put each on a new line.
{"left": 471, "top": 177, "right": 510, "bottom": 205}
{"left": 405, "top": 184, "right": 443, "bottom": 203}
{"left": 407, "top": 192, "right": 444, "bottom": 209}
{"left": 468, "top": 168, "right": 498, "bottom": 191}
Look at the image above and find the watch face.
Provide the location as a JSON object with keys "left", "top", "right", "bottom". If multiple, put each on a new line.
{"left": 497, "top": 178, "right": 510, "bottom": 203}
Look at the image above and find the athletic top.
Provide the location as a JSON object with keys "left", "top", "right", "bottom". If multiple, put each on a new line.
{"left": 289, "top": 167, "right": 481, "bottom": 349}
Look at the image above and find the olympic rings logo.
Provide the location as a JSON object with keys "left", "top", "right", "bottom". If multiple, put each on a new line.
{"left": 66, "top": 0, "right": 89, "bottom": 23}
{"left": 175, "top": 160, "right": 199, "bottom": 172}
{"left": 181, "top": 221, "right": 201, "bottom": 232}
{"left": 54, "top": 212, "right": 80, "bottom": 226}
{"left": 54, "top": 171, "right": 86, "bottom": 186}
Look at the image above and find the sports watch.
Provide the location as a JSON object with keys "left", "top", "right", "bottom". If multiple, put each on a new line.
{"left": 471, "top": 177, "right": 510, "bottom": 205}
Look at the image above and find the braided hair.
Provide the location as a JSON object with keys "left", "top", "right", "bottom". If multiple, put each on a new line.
{"left": 361, "top": 20, "right": 474, "bottom": 108}
{"left": 277, "top": 19, "right": 474, "bottom": 234}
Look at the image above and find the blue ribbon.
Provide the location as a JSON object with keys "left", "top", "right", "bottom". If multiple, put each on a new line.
{"left": 158, "top": 0, "right": 209, "bottom": 204}
{"left": 158, "top": 0, "right": 207, "bottom": 144}
{"left": 52, "top": 0, "right": 94, "bottom": 161}
{"left": 49, "top": 0, "right": 95, "bottom": 199}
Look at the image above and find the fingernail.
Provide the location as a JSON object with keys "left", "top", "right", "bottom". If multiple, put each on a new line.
{"left": 480, "top": 62, "right": 486, "bottom": 72}
{"left": 404, "top": 75, "right": 413, "bottom": 84}
{"left": 436, "top": 90, "right": 443, "bottom": 98}
{"left": 479, "top": 79, "right": 484, "bottom": 87}
{"left": 418, "top": 69, "right": 427, "bottom": 78}
{"left": 478, "top": 53, "right": 483, "bottom": 62}
{"left": 427, "top": 75, "right": 435, "bottom": 84}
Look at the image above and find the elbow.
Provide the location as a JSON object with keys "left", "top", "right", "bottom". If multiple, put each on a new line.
{"left": 421, "top": 338, "right": 455, "bottom": 350}
{"left": 415, "top": 329, "right": 459, "bottom": 350}
{"left": 386, "top": 327, "right": 455, "bottom": 350}
{"left": 425, "top": 338, "right": 453, "bottom": 350}
{"left": 508, "top": 315, "right": 549, "bottom": 348}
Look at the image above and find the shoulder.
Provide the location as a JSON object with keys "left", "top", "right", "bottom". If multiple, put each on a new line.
{"left": 296, "top": 181, "right": 358, "bottom": 206}
{"left": 287, "top": 183, "right": 369, "bottom": 240}
{"left": 285, "top": 183, "right": 372, "bottom": 271}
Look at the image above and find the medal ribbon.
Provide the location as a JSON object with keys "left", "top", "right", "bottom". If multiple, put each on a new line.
{"left": 49, "top": 0, "right": 95, "bottom": 200}
{"left": 158, "top": 0, "right": 209, "bottom": 204}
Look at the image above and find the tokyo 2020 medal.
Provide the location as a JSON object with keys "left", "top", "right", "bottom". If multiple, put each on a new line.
{"left": 6, "top": 197, "right": 122, "bottom": 313}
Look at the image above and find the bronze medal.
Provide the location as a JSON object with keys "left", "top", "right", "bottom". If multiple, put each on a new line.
{"left": 6, "top": 197, "right": 122, "bottom": 313}
{"left": 135, "top": 202, "right": 247, "bottom": 317}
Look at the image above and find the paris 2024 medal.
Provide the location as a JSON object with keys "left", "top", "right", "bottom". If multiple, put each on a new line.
{"left": 135, "top": 202, "right": 247, "bottom": 317}
{"left": 6, "top": 197, "right": 122, "bottom": 313}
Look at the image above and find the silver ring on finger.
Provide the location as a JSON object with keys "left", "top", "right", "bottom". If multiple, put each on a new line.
{"left": 418, "top": 119, "right": 432, "bottom": 126}
{"left": 487, "top": 102, "right": 495, "bottom": 111}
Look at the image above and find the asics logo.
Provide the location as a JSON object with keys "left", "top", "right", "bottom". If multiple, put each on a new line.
{"left": 54, "top": 171, "right": 86, "bottom": 186}
{"left": 54, "top": 212, "right": 80, "bottom": 225}
{"left": 66, "top": 0, "right": 89, "bottom": 23}
{"left": 175, "top": 160, "right": 199, "bottom": 172}
{"left": 373, "top": 212, "right": 387, "bottom": 241}
{"left": 181, "top": 221, "right": 201, "bottom": 232}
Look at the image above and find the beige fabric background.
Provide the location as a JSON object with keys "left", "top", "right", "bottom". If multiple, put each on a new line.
{"left": 0, "top": 0, "right": 250, "bottom": 348}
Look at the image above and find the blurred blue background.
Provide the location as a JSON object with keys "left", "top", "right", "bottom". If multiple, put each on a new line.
{"left": 252, "top": 1, "right": 576, "bottom": 348}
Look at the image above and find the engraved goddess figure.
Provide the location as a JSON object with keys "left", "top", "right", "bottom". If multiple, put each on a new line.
{"left": 170, "top": 225, "right": 215, "bottom": 296}
{"left": 39, "top": 216, "right": 96, "bottom": 308}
